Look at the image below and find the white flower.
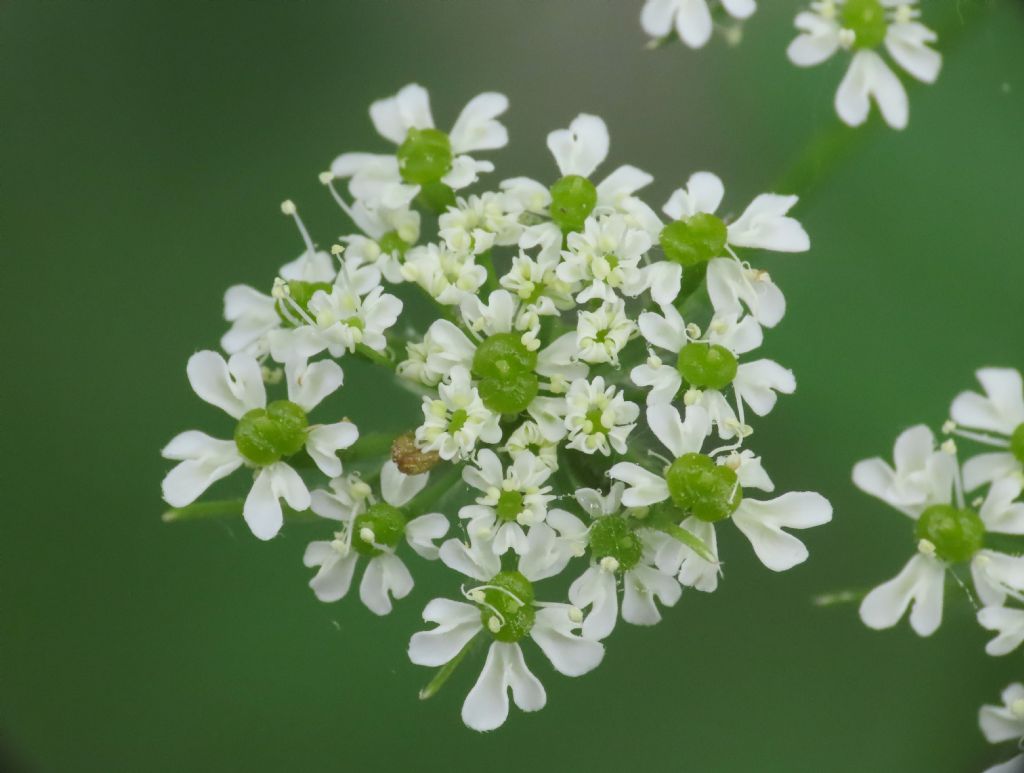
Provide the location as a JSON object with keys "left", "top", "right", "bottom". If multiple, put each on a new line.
{"left": 610, "top": 404, "right": 831, "bottom": 571}
{"left": 409, "top": 531, "right": 604, "bottom": 731}
{"left": 415, "top": 366, "right": 501, "bottom": 461}
{"left": 499, "top": 249, "right": 576, "bottom": 320}
{"left": 221, "top": 206, "right": 337, "bottom": 356}
{"left": 558, "top": 214, "right": 654, "bottom": 303}
{"left": 401, "top": 242, "right": 487, "bottom": 306}
{"left": 563, "top": 376, "right": 639, "bottom": 456}
{"left": 980, "top": 683, "right": 1024, "bottom": 744}
{"left": 662, "top": 171, "right": 810, "bottom": 255}
{"left": 269, "top": 264, "right": 403, "bottom": 362}
{"left": 858, "top": 457, "right": 1024, "bottom": 636}
{"left": 852, "top": 424, "right": 957, "bottom": 512}
{"left": 459, "top": 449, "right": 556, "bottom": 554}
{"left": 304, "top": 461, "right": 448, "bottom": 615}
{"left": 501, "top": 421, "right": 559, "bottom": 471}
{"left": 568, "top": 484, "right": 683, "bottom": 640}
{"left": 576, "top": 298, "right": 637, "bottom": 366}
{"left": 631, "top": 301, "right": 793, "bottom": 438}
{"left": 787, "top": 0, "right": 941, "bottom": 130}
{"left": 161, "top": 352, "right": 356, "bottom": 540}
{"left": 439, "top": 191, "right": 524, "bottom": 255}
{"left": 502, "top": 113, "right": 663, "bottom": 236}
{"left": 331, "top": 84, "right": 509, "bottom": 207}
{"left": 641, "top": 0, "right": 756, "bottom": 49}
{"left": 978, "top": 605, "right": 1024, "bottom": 656}
{"left": 950, "top": 367, "right": 1024, "bottom": 490}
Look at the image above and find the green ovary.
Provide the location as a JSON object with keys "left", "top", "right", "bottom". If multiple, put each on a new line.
{"left": 659, "top": 213, "right": 727, "bottom": 267}
{"left": 1010, "top": 424, "right": 1024, "bottom": 465}
{"left": 472, "top": 333, "right": 540, "bottom": 415}
{"left": 915, "top": 504, "right": 984, "bottom": 564}
{"left": 397, "top": 128, "right": 453, "bottom": 185}
{"left": 478, "top": 571, "right": 536, "bottom": 643}
{"left": 352, "top": 503, "right": 407, "bottom": 557}
{"left": 588, "top": 515, "right": 643, "bottom": 571}
{"left": 677, "top": 343, "right": 738, "bottom": 391}
{"left": 842, "top": 0, "right": 887, "bottom": 49}
{"left": 665, "top": 453, "right": 743, "bottom": 523}
{"left": 234, "top": 400, "right": 308, "bottom": 466}
{"left": 549, "top": 174, "right": 597, "bottom": 233}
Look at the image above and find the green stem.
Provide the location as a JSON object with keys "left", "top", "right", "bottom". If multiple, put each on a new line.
{"left": 655, "top": 521, "right": 716, "bottom": 564}
{"left": 162, "top": 499, "right": 315, "bottom": 524}
{"left": 478, "top": 249, "right": 499, "bottom": 293}
{"left": 355, "top": 343, "right": 396, "bottom": 370}
{"left": 419, "top": 631, "right": 484, "bottom": 700}
{"left": 813, "top": 588, "right": 869, "bottom": 607}
{"left": 408, "top": 462, "right": 464, "bottom": 514}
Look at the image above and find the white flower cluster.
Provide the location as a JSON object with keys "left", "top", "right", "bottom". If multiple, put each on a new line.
{"left": 640, "top": 0, "right": 942, "bottom": 131}
{"left": 853, "top": 367, "right": 1024, "bottom": 769}
{"left": 161, "top": 83, "right": 832, "bottom": 731}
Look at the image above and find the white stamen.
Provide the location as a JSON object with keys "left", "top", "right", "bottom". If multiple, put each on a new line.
{"left": 917, "top": 538, "right": 936, "bottom": 557}
{"left": 359, "top": 527, "right": 375, "bottom": 543}
{"left": 568, "top": 606, "right": 584, "bottom": 624}
{"left": 318, "top": 171, "right": 334, "bottom": 185}
{"left": 487, "top": 616, "right": 503, "bottom": 633}
{"left": 599, "top": 556, "right": 620, "bottom": 573}
{"left": 280, "top": 199, "right": 296, "bottom": 215}
{"left": 940, "top": 439, "right": 957, "bottom": 455}
{"left": 683, "top": 388, "right": 703, "bottom": 406}
{"left": 941, "top": 420, "right": 956, "bottom": 435}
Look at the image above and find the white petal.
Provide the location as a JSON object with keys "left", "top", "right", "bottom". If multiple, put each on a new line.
{"left": 305, "top": 422, "right": 358, "bottom": 478}
{"left": 439, "top": 538, "right": 501, "bottom": 581}
{"left": 727, "top": 194, "right": 809, "bottom": 253}
{"left": 307, "top": 551, "right": 358, "bottom": 602}
{"left": 622, "top": 564, "right": 681, "bottom": 626}
{"left": 720, "top": 0, "right": 755, "bottom": 20}
{"left": 370, "top": 83, "right": 433, "bottom": 144}
{"left": 187, "top": 350, "right": 265, "bottom": 419}
{"left": 381, "top": 460, "right": 430, "bottom": 508}
{"left": 286, "top": 359, "right": 343, "bottom": 412}
{"left": 359, "top": 553, "right": 413, "bottom": 615}
{"left": 964, "top": 452, "right": 1021, "bottom": 492}
{"left": 546, "top": 114, "right": 609, "bottom": 178}
{"left": 640, "top": 0, "right": 677, "bottom": 37}
{"left": 243, "top": 463, "right": 310, "bottom": 541}
{"left": 734, "top": 359, "right": 796, "bottom": 415}
{"left": 648, "top": 403, "right": 710, "bottom": 458}
{"left": 978, "top": 606, "right": 1024, "bottom": 657}
{"left": 462, "top": 642, "right": 545, "bottom": 731}
{"left": 885, "top": 23, "right": 941, "bottom": 83}
{"left": 732, "top": 492, "right": 832, "bottom": 571}
{"left": 569, "top": 566, "right": 619, "bottom": 640}
{"left": 531, "top": 605, "right": 604, "bottom": 676}
{"left": 675, "top": 0, "right": 713, "bottom": 48}
{"left": 160, "top": 431, "right": 242, "bottom": 507}
{"left": 638, "top": 306, "right": 687, "bottom": 353}
{"left": 449, "top": 92, "right": 509, "bottom": 153}
{"left": 858, "top": 554, "right": 945, "bottom": 636}
{"left": 405, "top": 512, "right": 450, "bottom": 560}
{"left": 608, "top": 462, "right": 670, "bottom": 507}
{"left": 837, "top": 50, "right": 908, "bottom": 130}
{"left": 408, "top": 598, "right": 481, "bottom": 667}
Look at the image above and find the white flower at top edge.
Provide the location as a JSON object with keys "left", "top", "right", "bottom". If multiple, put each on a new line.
{"left": 949, "top": 367, "right": 1024, "bottom": 490}
{"left": 303, "top": 461, "right": 448, "bottom": 615}
{"left": 641, "top": 0, "right": 757, "bottom": 49}
{"left": 459, "top": 449, "right": 556, "bottom": 555}
{"left": 787, "top": 0, "right": 941, "bottom": 130}
{"left": 331, "top": 83, "right": 510, "bottom": 208}
{"left": 610, "top": 404, "right": 832, "bottom": 572}
{"left": 855, "top": 427, "right": 1024, "bottom": 636}
{"left": 408, "top": 531, "right": 604, "bottom": 732}
{"left": 161, "top": 351, "right": 357, "bottom": 540}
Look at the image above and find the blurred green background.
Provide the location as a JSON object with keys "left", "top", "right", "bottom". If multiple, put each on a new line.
{"left": 3, "top": 1, "right": 1023, "bottom": 770}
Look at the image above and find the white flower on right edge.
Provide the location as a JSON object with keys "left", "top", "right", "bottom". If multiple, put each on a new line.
{"left": 408, "top": 531, "right": 603, "bottom": 731}
{"left": 641, "top": 0, "right": 756, "bottom": 49}
{"left": 979, "top": 683, "right": 1024, "bottom": 773}
{"left": 855, "top": 426, "right": 1024, "bottom": 636}
{"left": 787, "top": 0, "right": 941, "bottom": 130}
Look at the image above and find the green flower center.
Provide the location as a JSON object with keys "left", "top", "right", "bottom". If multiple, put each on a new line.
{"left": 477, "top": 571, "right": 536, "bottom": 643}
{"left": 665, "top": 453, "right": 743, "bottom": 523}
{"left": 1011, "top": 424, "right": 1024, "bottom": 465}
{"left": 275, "top": 279, "right": 332, "bottom": 327}
{"left": 352, "top": 503, "right": 407, "bottom": 557}
{"left": 378, "top": 230, "right": 411, "bottom": 257}
{"left": 549, "top": 174, "right": 597, "bottom": 234}
{"left": 659, "top": 213, "right": 728, "bottom": 267}
{"left": 588, "top": 515, "right": 643, "bottom": 571}
{"left": 915, "top": 504, "right": 985, "bottom": 564}
{"left": 842, "top": 0, "right": 887, "bottom": 49}
{"left": 471, "top": 332, "right": 540, "bottom": 415}
{"left": 677, "top": 343, "right": 738, "bottom": 390}
{"left": 233, "top": 400, "right": 309, "bottom": 466}
{"left": 447, "top": 408, "right": 470, "bottom": 433}
{"left": 585, "top": 408, "right": 609, "bottom": 435}
{"left": 495, "top": 490, "right": 525, "bottom": 523}
{"left": 397, "top": 127, "right": 453, "bottom": 185}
